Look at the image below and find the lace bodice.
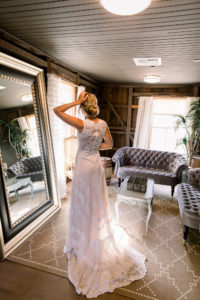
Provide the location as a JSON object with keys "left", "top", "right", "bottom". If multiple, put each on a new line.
{"left": 78, "top": 119, "right": 107, "bottom": 152}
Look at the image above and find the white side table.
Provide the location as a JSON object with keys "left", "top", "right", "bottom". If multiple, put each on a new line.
{"left": 116, "top": 176, "right": 154, "bottom": 231}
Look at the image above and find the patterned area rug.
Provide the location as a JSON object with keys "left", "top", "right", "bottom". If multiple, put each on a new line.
{"left": 7, "top": 179, "right": 200, "bottom": 300}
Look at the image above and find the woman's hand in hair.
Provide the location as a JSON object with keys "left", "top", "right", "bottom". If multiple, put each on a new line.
{"left": 77, "top": 91, "right": 88, "bottom": 104}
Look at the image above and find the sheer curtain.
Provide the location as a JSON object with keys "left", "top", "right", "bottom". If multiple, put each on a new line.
{"left": 59, "top": 81, "right": 78, "bottom": 178}
{"left": 47, "top": 74, "right": 66, "bottom": 199}
{"left": 17, "top": 116, "right": 40, "bottom": 157}
{"left": 75, "top": 85, "right": 85, "bottom": 120}
{"left": 186, "top": 97, "right": 198, "bottom": 112}
{"left": 133, "top": 97, "right": 153, "bottom": 148}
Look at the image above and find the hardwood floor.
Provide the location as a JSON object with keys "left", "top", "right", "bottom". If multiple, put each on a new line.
{"left": 0, "top": 260, "right": 131, "bottom": 300}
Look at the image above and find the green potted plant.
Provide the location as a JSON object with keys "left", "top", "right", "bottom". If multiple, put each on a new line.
{"left": 175, "top": 98, "right": 200, "bottom": 166}
{"left": 0, "top": 119, "right": 32, "bottom": 160}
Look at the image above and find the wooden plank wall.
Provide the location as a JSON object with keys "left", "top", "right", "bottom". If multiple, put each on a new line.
{"left": 0, "top": 105, "right": 34, "bottom": 123}
{"left": 98, "top": 85, "right": 198, "bottom": 158}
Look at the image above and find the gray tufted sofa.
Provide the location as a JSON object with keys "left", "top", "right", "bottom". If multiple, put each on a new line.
{"left": 112, "top": 147, "right": 188, "bottom": 196}
{"left": 7, "top": 156, "right": 43, "bottom": 183}
{"left": 177, "top": 168, "right": 200, "bottom": 240}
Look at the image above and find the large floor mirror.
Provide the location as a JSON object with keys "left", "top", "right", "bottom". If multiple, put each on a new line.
{"left": 0, "top": 52, "right": 60, "bottom": 259}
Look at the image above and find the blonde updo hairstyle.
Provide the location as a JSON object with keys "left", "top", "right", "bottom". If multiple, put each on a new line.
{"left": 80, "top": 93, "right": 99, "bottom": 118}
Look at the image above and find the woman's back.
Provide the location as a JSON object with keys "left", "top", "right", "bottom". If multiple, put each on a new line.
{"left": 78, "top": 118, "right": 107, "bottom": 152}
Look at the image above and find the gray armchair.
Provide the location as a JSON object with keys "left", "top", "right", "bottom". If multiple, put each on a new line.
{"left": 112, "top": 147, "right": 188, "bottom": 196}
{"left": 177, "top": 168, "right": 200, "bottom": 240}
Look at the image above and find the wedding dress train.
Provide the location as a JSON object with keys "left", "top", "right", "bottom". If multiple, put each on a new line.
{"left": 63, "top": 118, "right": 146, "bottom": 298}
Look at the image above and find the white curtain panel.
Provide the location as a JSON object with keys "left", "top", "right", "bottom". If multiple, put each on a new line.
{"left": 47, "top": 74, "right": 66, "bottom": 199}
{"left": 17, "top": 116, "right": 37, "bottom": 156}
{"left": 185, "top": 97, "right": 198, "bottom": 113}
{"left": 75, "top": 85, "right": 85, "bottom": 120}
{"left": 133, "top": 97, "right": 153, "bottom": 149}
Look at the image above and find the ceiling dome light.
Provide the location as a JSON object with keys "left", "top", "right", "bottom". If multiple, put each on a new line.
{"left": 20, "top": 94, "right": 33, "bottom": 102}
{"left": 143, "top": 75, "right": 161, "bottom": 83}
{"left": 100, "top": 0, "right": 151, "bottom": 16}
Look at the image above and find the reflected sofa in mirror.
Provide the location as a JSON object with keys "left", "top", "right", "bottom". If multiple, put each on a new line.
{"left": 0, "top": 52, "right": 60, "bottom": 252}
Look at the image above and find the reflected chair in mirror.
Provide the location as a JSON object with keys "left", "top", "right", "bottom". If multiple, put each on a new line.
{"left": 63, "top": 135, "right": 78, "bottom": 181}
{"left": 7, "top": 156, "right": 43, "bottom": 182}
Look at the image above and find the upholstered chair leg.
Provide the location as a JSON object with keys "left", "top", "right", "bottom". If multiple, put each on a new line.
{"left": 184, "top": 225, "right": 189, "bottom": 240}
{"left": 118, "top": 178, "right": 122, "bottom": 187}
{"left": 171, "top": 186, "right": 175, "bottom": 196}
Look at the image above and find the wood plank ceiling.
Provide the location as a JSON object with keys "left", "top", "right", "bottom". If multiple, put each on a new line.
{"left": 0, "top": 0, "right": 200, "bottom": 85}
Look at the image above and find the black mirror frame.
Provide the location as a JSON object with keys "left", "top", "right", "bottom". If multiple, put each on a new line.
{"left": 0, "top": 53, "right": 60, "bottom": 251}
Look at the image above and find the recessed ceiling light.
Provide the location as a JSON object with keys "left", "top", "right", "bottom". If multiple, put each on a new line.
{"left": 133, "top": 58, "right": 162, "bottom": 66}
{"left": 193, "top": 59, "right": 200, "bottom": 63}
{"left": 0, "top": 85, "right": 6, "bottom": 90}
{"left": 20, "top": 94, "right": 33, "bottom": 102}
{"left": 100, "top": 0, "right": 151, "bottom": 16}
{"left": 143, "top": 75, "right": 161, "bottom": 83}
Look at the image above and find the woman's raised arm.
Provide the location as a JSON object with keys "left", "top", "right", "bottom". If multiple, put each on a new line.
{"left": 53, "top": 91, "right": 88, "bottom": 132}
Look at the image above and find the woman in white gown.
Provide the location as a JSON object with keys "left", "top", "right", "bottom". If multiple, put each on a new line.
{"left": 54, "top": 91, "right": 147, "bottom": 298}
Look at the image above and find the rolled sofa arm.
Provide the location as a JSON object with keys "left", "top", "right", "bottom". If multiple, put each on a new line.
{"left": 169, "top": 155, "right": 188, "bottom": 182}
{"left": 112, "top": 147, "right": 127, "bottom": 176}
{"left": 175, "top": 164, "right": 188, "bottom": 183}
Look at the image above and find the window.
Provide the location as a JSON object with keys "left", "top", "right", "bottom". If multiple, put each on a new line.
{"left": 26, "top": 114, "right": 40, "bottom": 157}
{"left": 59, "top": 80, "right": 78, "bottom": 179}
{"left": 149, "top": 98, "right": 188, "bottom": 155}
{"left": 60, "top": 80, "right": 76, "bottom": 137}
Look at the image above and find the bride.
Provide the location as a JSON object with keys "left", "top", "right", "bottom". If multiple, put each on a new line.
{"left": 54, "top": 91, "right": 147, "bottom": 298}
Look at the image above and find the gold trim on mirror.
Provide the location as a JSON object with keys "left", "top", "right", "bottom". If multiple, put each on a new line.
{"left": 0, "top": 74, "right": 31, "bottom": 86}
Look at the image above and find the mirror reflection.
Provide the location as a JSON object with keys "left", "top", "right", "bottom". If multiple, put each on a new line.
{"left": 0, "top": 76, "right": 48, "bottom": 226}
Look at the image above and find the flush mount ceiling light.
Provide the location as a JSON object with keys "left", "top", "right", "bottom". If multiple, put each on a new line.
{"left": 20, "top": 94, "right": 33, "bottom": 102}
{"left": 0, "top": 85, "right": 6, "bottom": 90}
{"left": 100, "top": 0, "right": 151, "bottom": 16}
{"left": 143, "top": 75, "right": 161, "bottom": 83}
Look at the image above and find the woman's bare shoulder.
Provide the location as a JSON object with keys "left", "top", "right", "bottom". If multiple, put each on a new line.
{"left": 98, "top": 118, "right": 107, "bottom": 124}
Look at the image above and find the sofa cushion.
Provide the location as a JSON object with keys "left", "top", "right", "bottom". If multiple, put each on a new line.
{"left": 117, "top": 165, "right": 177, "bottom": 186}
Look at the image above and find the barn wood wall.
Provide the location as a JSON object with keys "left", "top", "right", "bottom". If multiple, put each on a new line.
{"left": 98, "top": 85, "right": 199, "bottom": 158}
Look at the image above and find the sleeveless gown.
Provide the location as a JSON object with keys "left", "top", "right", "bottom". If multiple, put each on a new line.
{"left": 63, "top": 118, "right": 147, "bottom": 298}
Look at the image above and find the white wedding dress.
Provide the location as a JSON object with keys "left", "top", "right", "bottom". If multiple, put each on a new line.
{"left": 63, "top": 118, "right": 147, "bottom": 298}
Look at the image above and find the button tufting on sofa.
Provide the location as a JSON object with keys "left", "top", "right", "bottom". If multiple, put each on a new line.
{"left": 112, "top": 147, "right": 188, "bottom": 196}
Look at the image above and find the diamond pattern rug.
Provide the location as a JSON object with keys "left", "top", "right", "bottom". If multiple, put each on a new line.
{"left": 7, "top": 179, "right": 200, "bottom": 300}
